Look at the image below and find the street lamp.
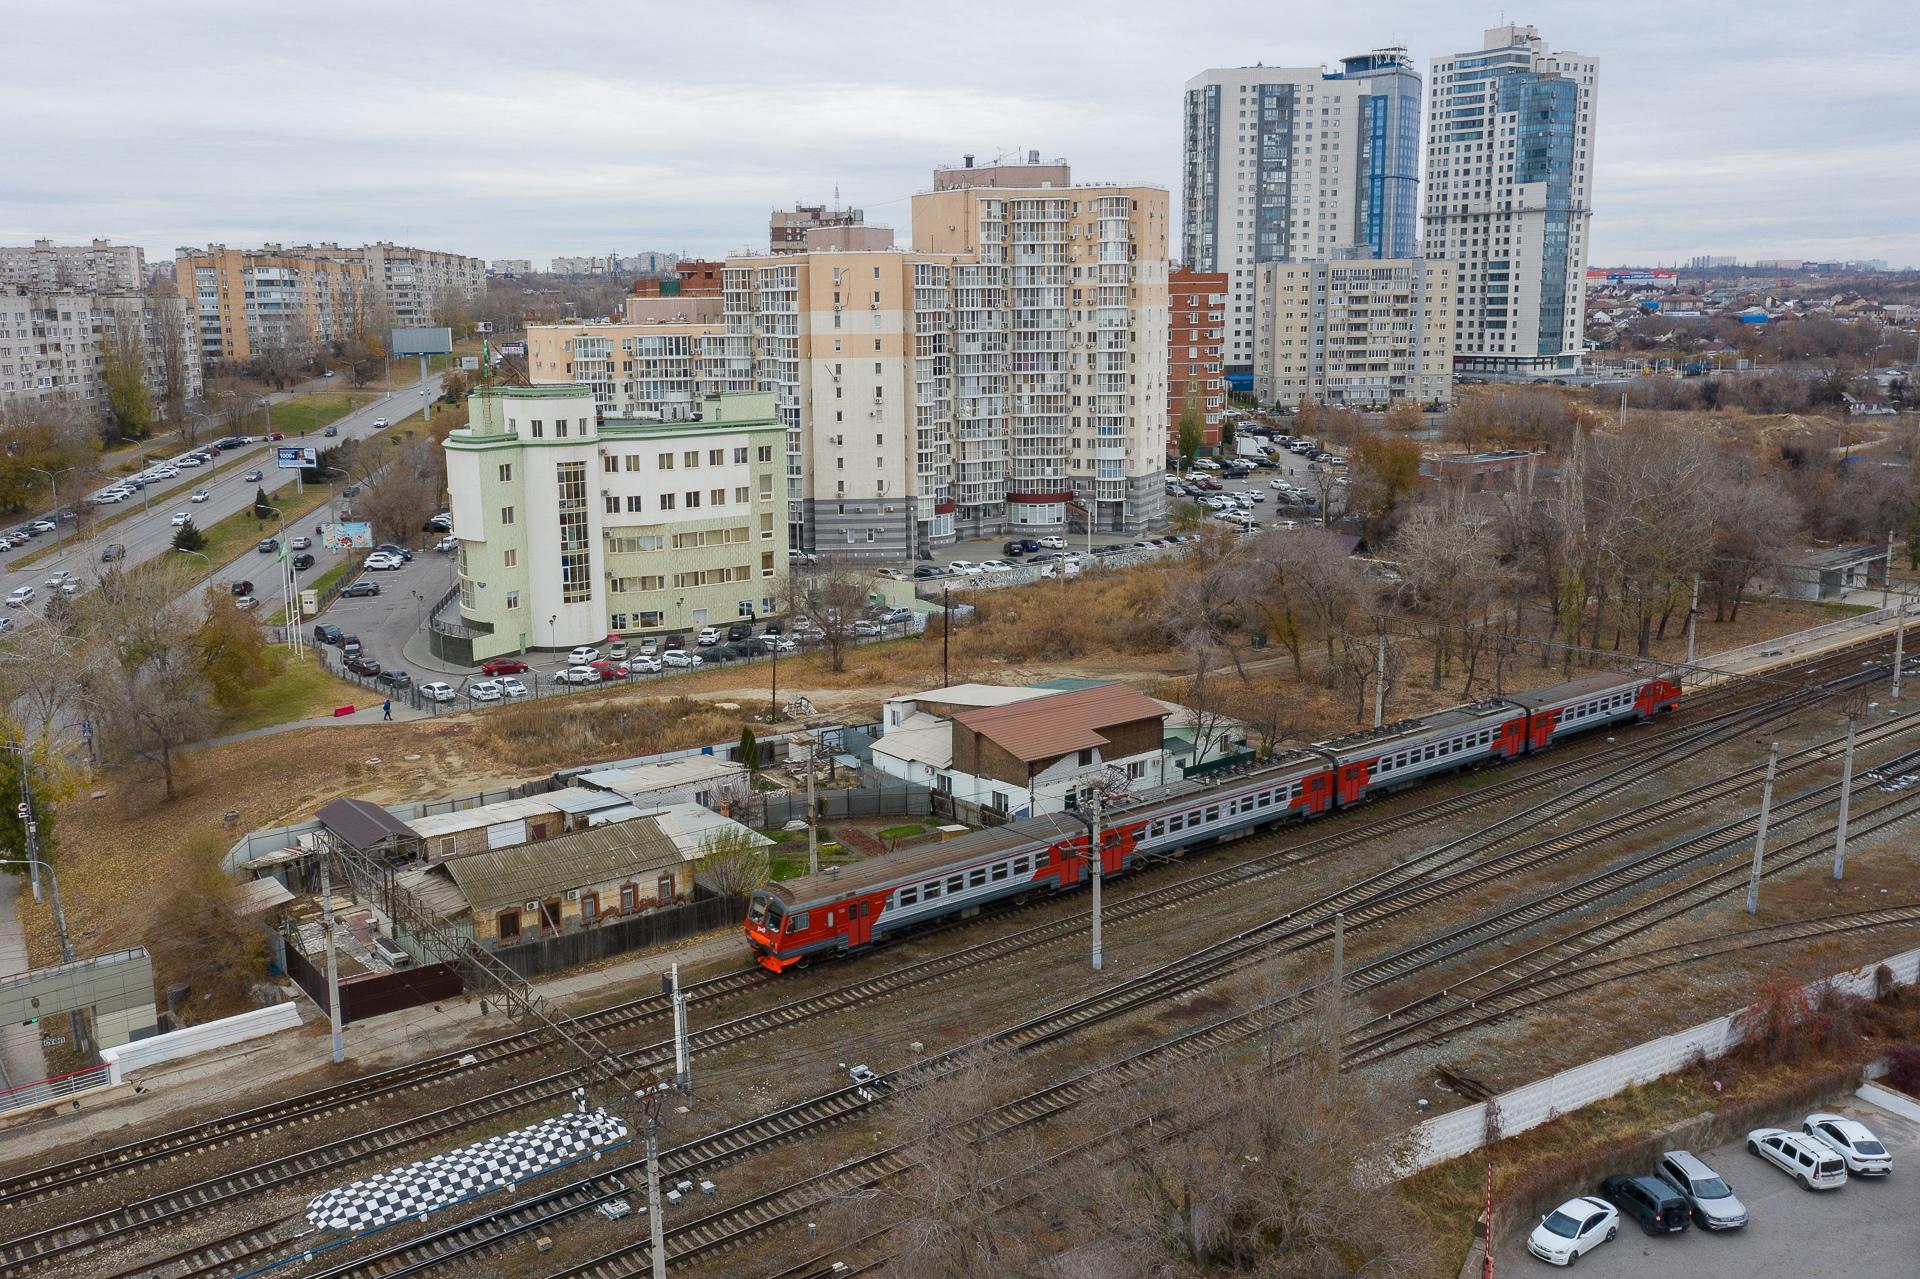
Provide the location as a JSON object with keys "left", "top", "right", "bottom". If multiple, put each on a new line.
{"left": 27, "top": 466, "right": 73, "bottom": 554}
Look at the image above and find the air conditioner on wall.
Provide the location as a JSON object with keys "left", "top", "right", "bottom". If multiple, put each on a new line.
{"left": 524, "top": 900, "right": 539, "bottom": 912}
{"left": 566, "top": 889, "right": 580, "bottom": 901}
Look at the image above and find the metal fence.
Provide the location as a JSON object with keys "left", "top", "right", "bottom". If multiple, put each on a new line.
{"left": 0, "top": 1062, "right": 113, "bottom": 1118}
{"left": 754, "top": 783, "right": 932, "bottom": 827}
{"left": 488, "top": 893, "right": 748, "bottom": 980}
{"left": 283, "top": 937, "right": 464, "bottom": 1024}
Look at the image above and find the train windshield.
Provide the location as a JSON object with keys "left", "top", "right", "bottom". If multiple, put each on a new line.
{"left": 747, "top": 893, "right": 769, "bottom": 926}
{"left": 746, "top": 893, "right": 785, "bottom": 932}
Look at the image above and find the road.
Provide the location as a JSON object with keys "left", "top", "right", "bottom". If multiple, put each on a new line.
{"left": 0, "top": 373, "right": 448, "bottom": 624}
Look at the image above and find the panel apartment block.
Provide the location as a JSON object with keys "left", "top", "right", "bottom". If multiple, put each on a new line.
{"left": 1253, "top": 258, "right": 1455, "bottom": 408}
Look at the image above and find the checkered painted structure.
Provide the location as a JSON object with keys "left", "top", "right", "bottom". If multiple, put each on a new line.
{"left": 305, "top": 1094, "right": 631, "bottom": 1235}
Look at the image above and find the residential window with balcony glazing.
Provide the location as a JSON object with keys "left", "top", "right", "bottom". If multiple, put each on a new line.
{"left": 555, "top": 460, "right": 591, "bottom": 603}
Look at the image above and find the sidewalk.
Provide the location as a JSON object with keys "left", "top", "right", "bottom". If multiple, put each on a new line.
{"left": 0, "top": 877, "right": 49, "bottom": 1096}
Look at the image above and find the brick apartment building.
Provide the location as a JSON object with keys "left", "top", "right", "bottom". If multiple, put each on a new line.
{"left": 1169, "top": 267, "right": 1227, "bottom": 453}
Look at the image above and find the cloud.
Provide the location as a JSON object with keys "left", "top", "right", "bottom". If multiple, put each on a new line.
{"left": 1, "top": 0, "right": 1914, "bottom": 268}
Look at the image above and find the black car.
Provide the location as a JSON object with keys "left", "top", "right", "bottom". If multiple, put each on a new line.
{"left": 100, "top": 543, "right": 125, "bottom": 562}
{"left": 1001, "top": 540, "right": 1027, "bottom": 557}
{"left": 340, "top": 634, "right": 362, "bottom": 656}
{"left": 726, "top": 621, "right": 754, "bottom": 641}
{"left": 231, "top": 579, "right": 254, "bottom": 596}
{"left": 723, "top": 640, "right": 761, "bottom": 659}
{"left": 339, "top": 580, "right": 380, "bottom": 598}
{"left": 292, "top": 553, "right": 316, "bottom": 571}
{"left": 762, "top": 619, "right": 785, "bottom": 635}
{"left": 1599, "top": 1175, "right": 1690, "bottom": 1236}
{"left": 323, "top": 426, "right": 338, "bottom": 437}
{"left": 313, "top": 623, "right": 343, "bottom": 646}
{"left": 345, "top": 654, "right": 381, "bottom": 676}
{"left": 913, "top": 564, "right": 944, "bottom": 579}
{"left": 376, "top": 669, "right": 412, "bottom": 690}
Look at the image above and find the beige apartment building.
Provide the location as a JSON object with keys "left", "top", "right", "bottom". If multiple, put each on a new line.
{"left": 176, "top": 241, "right": 482, "bottom": 366}
{"left": 0, "top": 239, "right": 146, "bottom": 293}
{"left": 0, "top": 286, "right": 201, "bottom": 415}
{"left": 1252, "top": 257, "right": 1456, "bottom": 409}
{"left": 525, "top": 318, "right": 742, "bottom": 422}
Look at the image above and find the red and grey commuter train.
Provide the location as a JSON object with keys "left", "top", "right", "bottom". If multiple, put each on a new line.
{"left": 744, "top": 670, "right": 1682, "bottom": 972}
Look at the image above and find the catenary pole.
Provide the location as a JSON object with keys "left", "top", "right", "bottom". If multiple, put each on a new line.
{"left": 1893, "top": 603, "right": 1907, "bottom": 702}
{"left": 1745, "top": 742, "right": 1780, "bottom": 915}
{"left": 1833, "top": 714, "right": 1857, "bottom": 880}
{"left": 1685, "top": 573, "right": 1700, "bottom": 668}
{"left": 319, "top": 851, "right": 345, "bottom": 1062}
{"left": 1373, "top": 632, "right": 1387, "bottom": 728}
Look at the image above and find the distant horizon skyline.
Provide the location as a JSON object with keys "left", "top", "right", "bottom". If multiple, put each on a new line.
{"left": 5, "top": 2, "right": 1916, "bottom": 273}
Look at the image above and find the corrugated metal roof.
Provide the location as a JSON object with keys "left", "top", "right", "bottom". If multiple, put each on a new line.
{"left": 395, "top": 866, "right": 472, "bottom": 920}
{"left": 896, "top": 682, "right": 1059, "bottom": 709}
{"left": 873, "top": 714, "right": 954, "bottom": 769}
{"left": 440, "top": 819, "right": 683, "bottom": 913}
{"left": 317, "top": 798, "right": 419, "bottom": 850}
{"left": 950, "top": 683, "right": 1169, "bottom": 765}
{"left": 548, "top": 787, "right": 632, "bottom": 815}
{"left": 575, "top": 756, "right": 745, "bottom": 798}
{"left": 409, "top": 794, "right": 566, "bottom": 840}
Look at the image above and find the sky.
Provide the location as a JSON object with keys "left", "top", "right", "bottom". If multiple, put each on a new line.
{"left": 4, "top": 0, "right": 1917, "bottom": 271}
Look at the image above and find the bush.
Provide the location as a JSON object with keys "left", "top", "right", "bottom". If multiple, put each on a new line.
{"left": 1886, "top": 1044, "right": 1920, "bottom": 1096}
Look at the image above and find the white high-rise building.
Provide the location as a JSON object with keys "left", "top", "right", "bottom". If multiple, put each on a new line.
{"left": 1182, "top": 52, "right": 1423, "bottom": 377}
{"left": 1425, "top": 25, "right": 1599, "bottom": 377}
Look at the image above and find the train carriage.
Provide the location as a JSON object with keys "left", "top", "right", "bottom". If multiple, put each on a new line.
{"left": 1505, "top": 671, "right": 1682, "bottom": 749}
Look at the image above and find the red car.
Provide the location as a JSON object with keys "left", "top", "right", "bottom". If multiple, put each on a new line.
{"left": 481, "top": 658, "right": 529, "bottom": 676}
{"left": 589, "top": 660, "right": 629, "bottom": 681}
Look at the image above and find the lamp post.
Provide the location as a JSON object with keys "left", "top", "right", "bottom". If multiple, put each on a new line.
{"left": 27, "top": 466, "right": 72, "bottom": 554}
{"left": 257, "top": 503, "right": 302, "bottom": 658}
{"left": 1068, "top": 765, "right": 1130, "bottom": 972}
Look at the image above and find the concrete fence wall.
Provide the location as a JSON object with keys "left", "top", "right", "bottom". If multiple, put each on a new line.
{"left": 98, "top": 1001, "right": 303, "bottom": 1084}
{"left": 1403, "top": 944, "right": 1920, "bottom": 1173}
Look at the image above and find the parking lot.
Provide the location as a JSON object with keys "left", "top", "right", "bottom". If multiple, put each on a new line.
{"left": 1530, "top": 1097, "right": 1917, "bottom": 1277}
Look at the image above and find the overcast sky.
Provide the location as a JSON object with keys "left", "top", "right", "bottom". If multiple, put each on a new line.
{"left": 5, "top": 1, "right": 1916, "bottom": 270}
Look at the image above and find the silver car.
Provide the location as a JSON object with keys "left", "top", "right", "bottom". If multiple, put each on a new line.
{"left": 1655, "top": 1150, "right": 1747, "bottom": 1230}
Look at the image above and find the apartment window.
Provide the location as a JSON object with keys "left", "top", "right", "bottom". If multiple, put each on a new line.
{"left": 529, "top": 419, "right": 543, "bottom": 437}
{"left": 757, "top": 445, "right": 773, "bottom": 462}
{"left": 760, "top": 513, "right": 775, "bottom": 539}
{"left": 708, "top": 448, "right": 724, "bottom": 465}
{"left": 602, "top": 455, "right": 617, "bottom": 474}
{"left": 502, "top": 549, "right": 517, "bottom": 568}
{"left": 761, "top": 551, "right": 775, "bottom": 577}
{"left": 626, "top": 495, "right": 643, "bottom": 512}
{"left": 659, "top": 492, "right": 675, "bottom": 510}
{"left": 603, "top": 495, "right": 620, "bottom": 514}
{"left": 759, "top": 475, "right": 773, "bottom": 499}
{"left": 554, "top": 420, "right": 569, "bottom": 438}
{"left": 500, "top": 506, "right": 515, "bottom": 525}
{"left": 734, "top": 485, "right": 749, "bottom": 503}
{"left": 497, "top": 463, "right": 513, "bottom": 482}
{"left": 686, "top": 491, "right": 701, "bottom": 508}
{"left": 683, "top": 450, "right": 699, "bottom": 467}
{"left": 624, "top": 454, "right": 641, "bottom": 471}
{"left": 708, "top": 487, "right": 724, "bottom": 505}
{"left": 658, "top": 452, "right": 673, "bottom": 469}
{"left": 505, "top": 590, "right": 520, "bottom": 609}
{"left": 733, "top": 447, "right": 748, "bottom": 464}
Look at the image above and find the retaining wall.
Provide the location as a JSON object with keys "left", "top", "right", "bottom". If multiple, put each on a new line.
{"left": 98, "top": 1002, "right": 303, "bottom": 1084}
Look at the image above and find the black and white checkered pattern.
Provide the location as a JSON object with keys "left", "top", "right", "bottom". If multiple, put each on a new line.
{"left": 306, "top": 1105, "right": 631, "bottom": 1235}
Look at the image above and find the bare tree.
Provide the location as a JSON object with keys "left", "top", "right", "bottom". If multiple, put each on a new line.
{"left": 1391, "top": 505, "right": 1502, "bottom": 689}
{"left": 83, "top": 571, "right": 212, "bottom": 799}
{"left": 785, "top": 561, "right": 875, "bottom": 673}
{"left": 148, "top": 296, "right": 193, "bottom": 430}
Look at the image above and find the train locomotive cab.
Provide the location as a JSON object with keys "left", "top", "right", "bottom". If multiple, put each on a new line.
{"left": 744, "top": 890, "right": 792, "bottom": 971}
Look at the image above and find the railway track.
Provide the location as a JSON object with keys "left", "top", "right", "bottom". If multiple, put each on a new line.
{"left": 24, "top": 646, "right": 1906, "bottom": 1278}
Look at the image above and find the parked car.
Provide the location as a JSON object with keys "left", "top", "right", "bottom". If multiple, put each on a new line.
{"left": 566, "top": 646, "right": 600, "bottom": 664}
{"left": 726, "top": 621, "right": 753, "bottom": 641}
{"left": 376, "top": 669, "right": 412, "bottom": 691}
{"left": 1037, "top": 535, "right": 1067, "bottom": 550}
{"left": 554, "top": 665, "right": 601, "bottom": 685}
{"left": 345, "top": 655, "right": 382, "bottom": 676}
{"left": 375, "top": 543, "right": 413, "bottom": 562}
{"left": 696, "top": 626, "right": 721, "bottom": 646}
{"left": 1599, "top": 1174, "right": 1690, "bottom": 1235}
{"left": 851, "top": 619, "right": 882, "bottom": 637}
{"left": 947, "top": 560, "right": 983, "bottom": 577}
{"left": 1803, "top": 1113, "right": 1893, "bottom": 1175}
{"left": 339, "top": 580, "right": 380, "bottom": 598}
{"left": 761, "top": 619, "right": 785, "bottom": 635}
{"left": 638, "top": 635, "right": 660, "bottom": 654}
{"left": 661, "top": 650, "right": 702, "bottom": 668}
{"left": 979, "top": 559, "right": 1015, "bottom": 573}
{"left": 1001, "top": 540, "right": 1027, "bottom": 557}
{"left": 242, "top": 469, "right": 264, "bottom": 482}
{"left": 190, "top": 489, "right": 210, "bottom": 503}
{"left": 5, "top": 586, "right": 34, "bottom": 607}
{"left": 482, "top": 658, "right": 530, "bottom": 676}
{"left": 435, "top": 536, "right": 458, "bottom": 553}
{"left": 257, "top": 537, "right": 278, "bottom": 554}
{"left": 1527, "top": 1196, "right": 1618, "bottom": 1267}
{"left": 1654, "top": 1151, "right": 1748, "bottom": 1230}
{"left": 174, "top": 456, "right": 201, "bottom": 469}
{"left": 419, "top": 681, "right": 455, "bottom": 702}
{"left": 912, "top": 564, "right": 944, "bottom": 579}
{"left": 875, "top": 606, "right": 913, "bottom": 625}
{"left": 468, "top": 679, "right": 502, "bottom": 701}
{"left": 93, "top": 489, "right": 126, "bottom": 504}
{"left": 627, "top": 655, "right": 663, "bottom": 674}
{"left": 340, "top": 635, "right": 363, "bottom": 656}
{"left": 313, "top": 623, "right": 343, "bottom": 646}
{"left": 499, "top": 676, "right": 529, "bottom": 698}
{"left": 363, "top": 552, "right": 401, "bottom": 571}
{"left": 1747, "top": 1128, "right": 1847, "bottom": 1189}
{"left": 589, "top": 660, "right": 628, "bottom": 680}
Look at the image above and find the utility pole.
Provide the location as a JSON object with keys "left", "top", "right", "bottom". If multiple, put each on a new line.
{"left": 1372, "top": 632, "right": 1387, "bottom": 728}
{"left": 1685, "top": 573, "right": 1701, "bottom": 668}
{"left": 802, "top": 734, "right": 820, "bottom": 876}
{"left": 1330, "top": 910, "right": 1345, "bottom": 1034}
{"left": 668, "top": 963, "right": 690, "bottom": 1094}
{"left": 1885, "top": 530, "right": 1895, "bottom": 609}
{"left": 1893, "top": 602, "right": 1907, "bottom": 702}
{"left": 1833, "top": 714, "right": 1857, "bottom": 880}
{"left": 319, "top": 851, "right": 345, "bottom": 1063}
{"left": 633, "top": 1085, "right": 670, "bottom": 1279}
{"left": 942, "top": 585, "right": 951, "bottom": 687}
{"left": 1072, "top": 767, "right": 1128, "bottom": 973}
{"left": 1090, "top": 798, "right": 1105, "bottom": 972}
{"left": 1746, "top": 741, "right": 1780, "bottom": 915}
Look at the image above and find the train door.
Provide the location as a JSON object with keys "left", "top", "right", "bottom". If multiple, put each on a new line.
{"left": 843, "top": 898, "right": 876, "bottom": 949}
{"left": 1298, "top": 769, "right": 1335, "bottom": 814}
{"left": 1529, "top": 709, "right": 1559, "bottom": 750}
{"left": 1496, "top": 716, "right": 1530, "bottom": 757}
{"left": 1335, "top": 760, "right": 1372, "bottom": 806}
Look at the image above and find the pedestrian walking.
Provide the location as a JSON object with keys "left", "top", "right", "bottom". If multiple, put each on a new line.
{"left": 382, "top": 698, "right": 392, "bottom": 721}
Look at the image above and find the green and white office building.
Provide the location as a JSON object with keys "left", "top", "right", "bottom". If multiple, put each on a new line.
{"left": 443, "top": 384, "right": 789, "bottom": 660}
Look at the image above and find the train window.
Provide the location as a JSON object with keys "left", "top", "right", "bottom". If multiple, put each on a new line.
{"left": 899, "top": 887, "right": 918, "bottom": 906}
{"left": 947, "top": 875, "right": 964, "bottom": 893}
{"left": 924, "top": 882, "right": 941, "bottom": 899}
{"left": 969, "top": 868, "right": 987, "bottom": 887}
{"left": 1168, "top": 814, "right": 1185, "bottom": 832}
{"left": 1149, "top": 820, "right": 1165, "bottom": 838}
{"left": 1206, "top": 806, "right": 1220, "bottom": 822}
{"left": 991, "top": 863, "right": 1008, "bottom": 881}
{"left": 789, "top": 911, "right": 809, "bottom": 931}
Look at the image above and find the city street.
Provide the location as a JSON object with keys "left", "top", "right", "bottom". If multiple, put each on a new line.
{"left": 0, "top": 372, "right": 447, "bottom": 624}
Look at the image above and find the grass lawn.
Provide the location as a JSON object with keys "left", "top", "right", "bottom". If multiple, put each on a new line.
{"left": 876, "top": 823, "right": 926, "bottom": 839}
{"left": 193, "top": 478, "right": 347, "bottom": 570}
{"left": 307, "top": 555, "right": 362, "bottom": 598}
{"left": 212, "top": 649, "right": 367, "bottom": 736}
{"left": 267, "top": 392, "right": 374, "bottom": 436}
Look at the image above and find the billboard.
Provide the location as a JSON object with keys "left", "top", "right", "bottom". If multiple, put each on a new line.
{"left": 497, "top": 341, "right": 525, "bottom": 356}
{"left": 459, "top": 356, "right": 480, "bottom": 370}
{"left": 277, "top": 445, "right": 318, "bottom": 469}
{"left": 323, "top": 521, "right": 374, "bottom": 551}
{"left": 390, "top": 326, "right": 453, "bottom": 356}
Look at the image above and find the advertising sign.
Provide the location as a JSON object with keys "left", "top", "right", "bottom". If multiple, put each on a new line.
{"left": 497, "top": 342, "right": 526, "bottom": 356}
{"left": 459, "top": 356, "right": 480, "bottom": 370}
{"left": 323, "top": 521, "right": 374, "bottom": 551}
{"left": 276, "top": 445, "right": 318, "bottom": 469}
{"left": 390, "top": 326, "right": 454, "bottom": 357}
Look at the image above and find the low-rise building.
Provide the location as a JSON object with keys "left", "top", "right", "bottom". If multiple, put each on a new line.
{"left": 1253, "top": 257, "right": 1455, "bottom": 409}
{"left": 1778, "top": 545, "right": 1889, "bottom": 602}
{"left": 770, "top": 204, "right": 865, "bottom": 253}
{"left": 441, "top": 384, "right": 788, "bottom": 656}
{"left": 574, "top": 756, "right": 752, "bottom": 812}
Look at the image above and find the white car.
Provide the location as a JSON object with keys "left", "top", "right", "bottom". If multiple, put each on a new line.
{"left": 499, "top": 676, "right": 530, "bottom": 698}
{"left": 696, "top": 627, "right": 721, "bottom": 646}
{"left": 567, "top": 646, "right": 599, "bottom": 664}
{"left": 1526, "top": 1196, "right": 1618, "bottom": 1267}
{"left": 151, "top": 466, "right": 180, "bottom": 478}
{"left": 978, "top": 559, "right": 1015, "bottom": 573}
{"left": 5, "top": 585, "right": 34, "bottom": 607}
{"left": 946, "top": 560, "right": 984, "bottom": 577}
{"left": 176, "top": 455, "right": 202, "bottom": 468}
{"left": 364, "top": 552, "right": 402, "bottom": 571}
{"left": 1243, "top": 491, "right": 1266, "bottom": 503}
{"left": 93, "top": 490, "right": 125, "bottom": 504}
{"left": 1748, "top": 1127, "right": 1847, "bottom": 1189}
{"left": 190, "top": 489, "right": 210, "bottom": 503}
{"left": 1270, "top": 478, "right": 1289, "bottom": 490}
{"left": 44, "top": 571, "right": 76, "bottom": 589}
{"left": 233, "top": 594, "right": 259, "bottom": 610}
{"left": 1192, "top": 458, "right": 1221, "bottom": 471}
{"left": 372, "top": 417, "right": 390, "bottom": 428}
{"left": 467, "top": 679, "right": 503, "bottom": 702}
{"left": 170, "top": 512, "right": 191, "bottom": 526}
{"left": 419, "top": 681, "right": 456, "bottom": 702}
{"left": 661, "top": 650, "right": 703, "bottom": 668}
{"left": 773, "top": 636, "right": 799, "bottom": 652}
{"left": 1803, "top": 1113, "right": 1893, "bottom": 1175}
{"left": 555, "top": 665, "right": 601, "bottom": 685}
{"left": 627, "top": 655, "right": 663, "bottom": 673}
{"left": 1037, "top": 535, "right": 1067, "bottom": 550}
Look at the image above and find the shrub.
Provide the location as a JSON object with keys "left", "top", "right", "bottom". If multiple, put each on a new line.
{"left": 1886, "top": 1044, "right": 1920, "bottom": 1096}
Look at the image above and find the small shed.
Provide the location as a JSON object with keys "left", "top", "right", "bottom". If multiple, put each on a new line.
{"left": 316, "top": 798, "right": 421, "bottom": 862}
{"left": 1777, "top": 545, "right": 1888, "bottom": 602}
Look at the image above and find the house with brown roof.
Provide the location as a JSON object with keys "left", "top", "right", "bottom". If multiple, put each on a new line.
{"left": 873, "top": 682, "right": 1173, "bottom": 820}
